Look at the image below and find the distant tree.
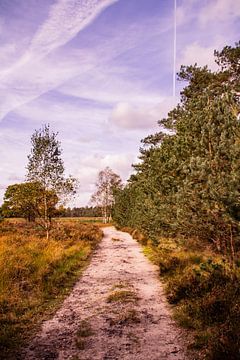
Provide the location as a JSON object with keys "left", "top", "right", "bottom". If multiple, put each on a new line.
{"left": 59, "top": 206, "right": 102, "bottom": 218}
{"left": 26, "top": 124, "right": 77, "bottom": 238}
{"left": 2, "top": 182, "right": 59, "bottom": 222}
{"left": 2, "top": 182, "right": 42, "bottom": 221}
{"left": 91, "top": 167, "right": 123, "bottom": 223}
{"left": 0, "top": 205, "right": 4, "bottom": 222}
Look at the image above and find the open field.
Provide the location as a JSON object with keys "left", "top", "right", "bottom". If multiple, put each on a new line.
{"left": 59, "top": 216, "right": 103, "bottom": 223}
{"left": 0, "top": 218, "right": 103, "bottom": 358}
{"left": 6, "top": 217, "right": 113, "bottom": 227}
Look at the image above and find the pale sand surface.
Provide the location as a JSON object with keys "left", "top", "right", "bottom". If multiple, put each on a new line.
{"left": 22, "top": 227, "right": 187, "bottom": 360}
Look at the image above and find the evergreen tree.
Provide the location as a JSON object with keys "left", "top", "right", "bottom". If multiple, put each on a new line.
{"left": 113, "top": 41, "right": 240, "bottom": 261}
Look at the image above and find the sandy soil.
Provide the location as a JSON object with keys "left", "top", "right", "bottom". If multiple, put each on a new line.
{"left": 22, "top": 227, "right": 188, "bottom": 360}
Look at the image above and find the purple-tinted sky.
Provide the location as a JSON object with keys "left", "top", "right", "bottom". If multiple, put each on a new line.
{"left": 0, "top": 0, "right": 239, "bottom": 206}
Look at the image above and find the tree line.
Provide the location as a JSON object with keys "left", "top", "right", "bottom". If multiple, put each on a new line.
{"left": 113, "top": 42, "right": 240, "bottom": 264}
{"left": 62, "top": 206, "right": 102, "bottom": 218}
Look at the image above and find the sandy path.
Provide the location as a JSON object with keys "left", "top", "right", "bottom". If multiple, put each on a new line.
{"left": 22, "top": 227, "right": 187, "bottom": 360}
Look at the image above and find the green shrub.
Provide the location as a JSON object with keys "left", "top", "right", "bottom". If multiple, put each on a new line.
{"left": 144, "top": 235, "right": 240, "bottom": 359}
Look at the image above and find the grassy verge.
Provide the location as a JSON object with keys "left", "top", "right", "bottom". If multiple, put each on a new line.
{"left": 0, "top": 219, "right": 103, "bottom": 358}
{"left": 124, "top": 227, "right": 240, "bottom": 360}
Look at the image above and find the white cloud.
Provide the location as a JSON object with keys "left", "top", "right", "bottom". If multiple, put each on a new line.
{"left": 72, "top": 152, "right": 136, "bottom": 205}
{"left": 176, "top": 0, "right": 240, "bottom": 28}
{"left": 15, "top": 94, "right": 109, "bottom": 127}
{"left": 0, "top": 0, "right": 118, "bottom": 121}
{"left": 110, "top": 97, "right": 178, "bottom": 130}
{"left": 0, "top": 127, "right": 29, "bottom": 205}
{"left": 0, "top": 50, "right": 98, "bottom": 121}
{"left": 59, "top": 64, "right": 162, "bottom": 107}
{"left": 198, "top": 0, "right": 240, "bottom": 26}
{"left": 110, "top": 103, "right": 156, "bottom": 130}
{"left": 1, "top": 0, "right": 118, "bottom": 74}
{"left": 0, "top": 43, "right": 17, "bottom": 67}
{"left": 0, "top": 0, "right": 173, "bottom": 122}
{"left": 176, "top": 0, "right": 196, "bottom": 27}
{"left": 28, "top": 0, "right": 118, "bottom": 59}
{"left": 177, "top": 42, "right": 219, "bottom": 71}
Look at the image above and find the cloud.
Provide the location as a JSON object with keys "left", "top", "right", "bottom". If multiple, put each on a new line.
{"left": 0, "top": 43, "right": 17, "bottom": 68}
{"left": 28, "top": 0, "right": 118, "bottom": 60}
{"left": 72, "top": 152, "right": 137, "bottom": 205}
{"left": 110, "top": 97, "right": 178, "bottom": 130}
{"left": 110, "top": 103, "right": 156, "bottom": 130}
{"left": 15, "top": 93, "right": 109, "bottom": 127}
{"left": 59, "top": 64, "right": 162, "bottom": 107}
{"left": 177, "top": 42, "right": 219, "bottom": 71}
{"left": 176, "top": 0, "right": 240, "bottom": 28}
{"left": 0, "top": 49, "right": 97, "bottom": 121}
{"left": 198, "top": 0, "right": 240, "bottom": 26}
{"left": 0, "top": 0, "right": 118, "bottom": 121}
{"left": 0, "top": 0, "right": 174, "bottom": 123}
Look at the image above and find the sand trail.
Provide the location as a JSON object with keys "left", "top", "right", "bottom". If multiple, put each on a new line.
{"left": 22, "top": 226, "right": 187, "bottom": 360}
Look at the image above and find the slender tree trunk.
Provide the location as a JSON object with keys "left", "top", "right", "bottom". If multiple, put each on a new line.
{"left": 44, "top": 191, "right": 49, "bottom": 240}
{"left": 229, "top": 224, "right": 235, "bottom": 267}
{"left": 104, "top": 205, "right": 107, "bottom": 224}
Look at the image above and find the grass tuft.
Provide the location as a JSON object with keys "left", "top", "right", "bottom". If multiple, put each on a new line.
{"left": 75, "top": 338, "right": 86, "bottom": 350}
{"left": 76, "top": 320, "right": 94, "bottom": 338}
{"left": 108, "top": 308, "right": 140, "bottom": 326}
{"left": 107, "top": 290, "right": 138, "bottom": 303}
{"left": 111, "top": 237, "right": 122, "bottom": 242}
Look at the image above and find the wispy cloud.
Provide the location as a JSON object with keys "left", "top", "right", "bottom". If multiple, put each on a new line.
{"left": 28, "top": 0, "right": 118, "bottom": 59}
{"left": 198, "top": 0, "right": 240, "bottom": 26}
{"left": 0, "top": 0, "right": 118, "bottom": 120}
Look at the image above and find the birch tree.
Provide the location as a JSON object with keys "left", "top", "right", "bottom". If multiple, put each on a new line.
{"left": 26, "top": 124, "right": 77, "bottom": 238}
{"left": 91, "top": 167, "right": 122, "bottom": 223}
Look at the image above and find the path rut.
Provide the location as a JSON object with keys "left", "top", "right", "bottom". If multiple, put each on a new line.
{"left": 22, "top": 227, "right": 187, "bottom": 360}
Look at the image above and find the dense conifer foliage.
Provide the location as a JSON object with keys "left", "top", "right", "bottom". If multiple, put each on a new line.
{"left": 113, "top": 42, "right": 240, "bottom": 261}
{"left": 113, "top": 41, "right": 240, "bottom": 359}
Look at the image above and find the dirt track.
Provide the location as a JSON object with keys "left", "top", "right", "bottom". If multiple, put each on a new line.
{"left": 22, "top": 227, "right": 187, "bottom": 360}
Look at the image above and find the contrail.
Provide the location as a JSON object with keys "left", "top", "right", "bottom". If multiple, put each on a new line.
{"left": 173, "top": 0, "right": 177, "bottom": 97}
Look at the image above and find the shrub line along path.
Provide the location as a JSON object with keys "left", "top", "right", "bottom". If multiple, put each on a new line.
{"left": 22, "top": 227, "right": 187, "bottom": 360}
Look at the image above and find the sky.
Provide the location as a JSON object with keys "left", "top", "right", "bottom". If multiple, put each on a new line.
{"left": 0, "top": 0, "right": 239, "bottom": 206}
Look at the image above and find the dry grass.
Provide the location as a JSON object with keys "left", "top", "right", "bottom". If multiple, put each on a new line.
{"left": 111, "top": 237, "right": 122, "bottom": 242}
{"left": 0, "top": 218, "right": 102, "bottom": 358}
{"left": 107, "top": 290, "right": 138, "bottom": 304}
{"left": 76, "top": 320, "right": 94, "bottom": 338}
{"left": 109, "top": 309, "right": 140, "bottom": 326}
{"left": 111, "top": 282, "right": 130, "bottom": 290}
{"left": 75, "top": 338, "right": 86, "bottom": 350}
{"left": 75, "top": 319, "right": 94, "bottom": 351}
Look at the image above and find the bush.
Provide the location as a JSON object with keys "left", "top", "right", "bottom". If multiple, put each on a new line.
{"left": 144, "top": 236, "right": 240, "bottom": 359}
